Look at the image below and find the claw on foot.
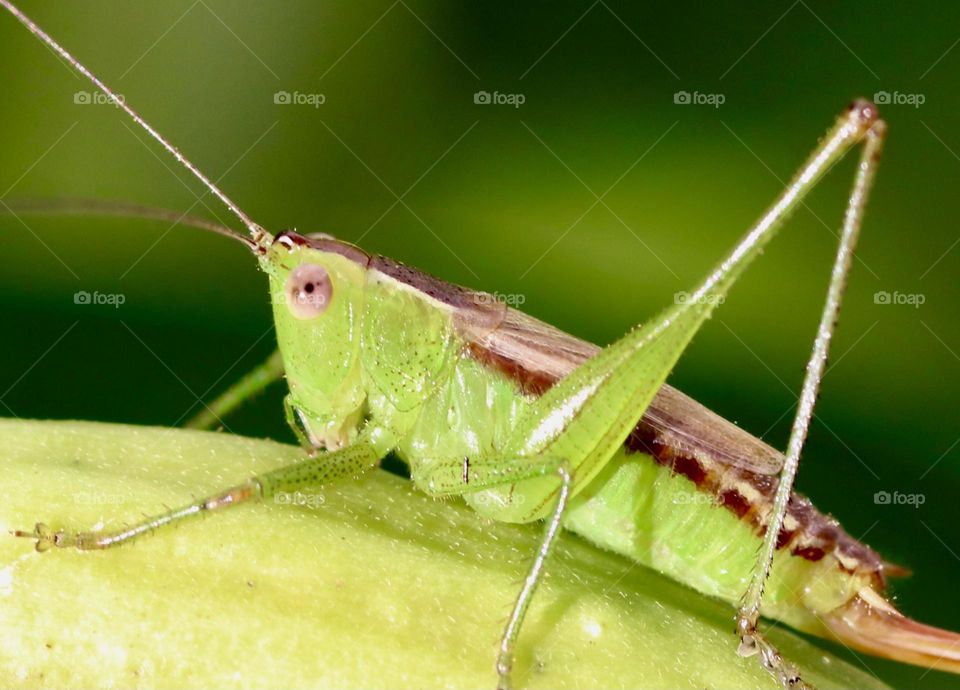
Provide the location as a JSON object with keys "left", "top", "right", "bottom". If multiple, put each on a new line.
{"left": 737, "top": 633, "right": 759, "bottom": 657}
{"left": 738, "top": 632, "right": 813, "bottom": 690}
{"left": 12, "top": 522, "right": 71, "bottom": 552}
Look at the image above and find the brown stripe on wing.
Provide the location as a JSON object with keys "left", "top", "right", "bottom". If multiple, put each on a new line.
{"left": 466, "top": 309, "right": 597, "bottom": 396}
{"left": 465, "top": 303, "right": 888, "bottom": 586}
{"left": 371, "top": 254, "right": 508, "bottom": 336}
{"left": 630, "top": 431, "right": 886, "bottom": 588}
{"left": 304, "top": 240, "right": 889, "bottom": 587}
{"left": 469, "top": 308, "right": 784, "bottom": 475}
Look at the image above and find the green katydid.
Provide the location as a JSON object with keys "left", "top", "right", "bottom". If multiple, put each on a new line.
{"left": 4, "top": 2, "right": 960, "bottom": 689}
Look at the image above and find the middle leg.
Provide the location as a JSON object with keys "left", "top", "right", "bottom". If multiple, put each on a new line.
{"left": 414, "top": 455, "right": 572, "bottom": 690}
{"left": 185, "top": 349, "right": 285, "bottom": 430}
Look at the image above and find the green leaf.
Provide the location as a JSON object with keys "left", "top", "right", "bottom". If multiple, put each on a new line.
{"left": 0, "top": 420, "right": 888, "bottom": 690}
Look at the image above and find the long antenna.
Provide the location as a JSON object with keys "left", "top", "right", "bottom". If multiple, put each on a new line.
{"left": 0, "top": 0, "right": 269, "bottom": 251}
{"left": 1, "top": 197, "right": 258, "bottom": 248}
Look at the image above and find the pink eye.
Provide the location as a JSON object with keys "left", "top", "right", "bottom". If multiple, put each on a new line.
{"left": 285, "top": 264, "right": 332, "bottom": 319}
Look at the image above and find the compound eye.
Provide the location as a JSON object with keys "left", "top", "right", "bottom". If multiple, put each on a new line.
{"left": 285, "top": 263, "right": 332, "bottom": 319}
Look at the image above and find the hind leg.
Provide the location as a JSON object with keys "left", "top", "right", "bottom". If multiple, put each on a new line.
{"left": 735, "top": 113, "right": 886, "bottom": 689}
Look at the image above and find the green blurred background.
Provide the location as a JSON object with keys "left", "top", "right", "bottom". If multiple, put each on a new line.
{"left": 1, "top": 2, "right": 958, "bottom": 688}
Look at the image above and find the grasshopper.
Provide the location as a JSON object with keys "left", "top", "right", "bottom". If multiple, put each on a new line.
{"left": 3, "top": 2, "right": 959, "bottom": 688}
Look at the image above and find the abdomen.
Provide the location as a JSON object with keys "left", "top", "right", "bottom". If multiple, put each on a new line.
{"left": 398, "top": 353, "right": 881, "bottom": 631}
{"left": 564, "top": 446, "right": 880, "bottom": 633}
